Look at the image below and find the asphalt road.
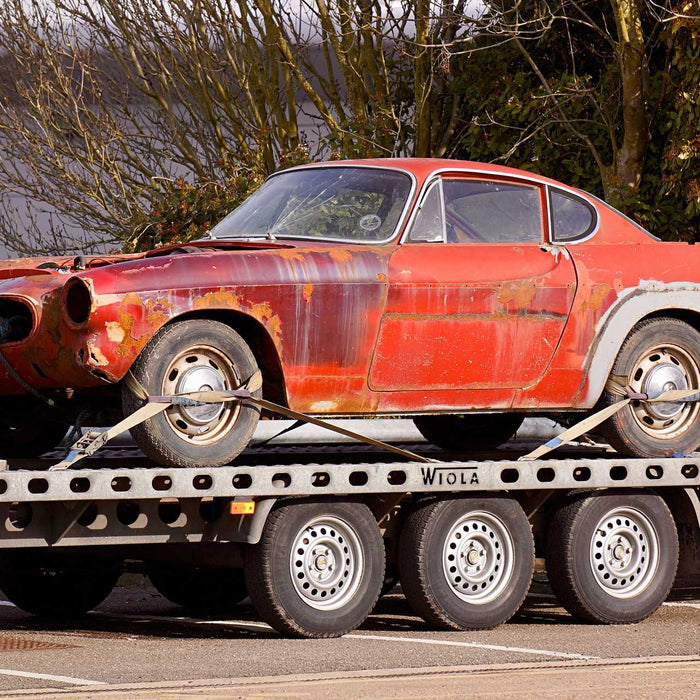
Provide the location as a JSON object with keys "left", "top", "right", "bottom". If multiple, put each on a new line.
{"left": 0, "top": 578, "right": 697, "bottom": 698}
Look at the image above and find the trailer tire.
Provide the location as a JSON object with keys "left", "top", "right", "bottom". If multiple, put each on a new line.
{"left": 244, "top": 499, "right": 384, "bottom": 638}
{"left": 0, "top": 551, "right": 122, "bottom": 617}
{"left": 546, "top": 490, "right": 678, "bottom": 624}
{"left": 413, "top": 414, "right": 524, "bottom": 452}
{"left": 147, "top": 563, "right": 247, "bottom": 611}
{"left": 398, "top": 496, "right": 534, "bottom": 630}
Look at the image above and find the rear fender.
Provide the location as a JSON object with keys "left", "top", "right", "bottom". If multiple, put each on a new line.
{"left": 582, "top": 282, "right": 700, "bottom": 406}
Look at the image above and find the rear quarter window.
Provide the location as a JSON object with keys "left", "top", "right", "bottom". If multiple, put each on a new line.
{"left": 550, "top": 190, "right": 597, "bottom": 242}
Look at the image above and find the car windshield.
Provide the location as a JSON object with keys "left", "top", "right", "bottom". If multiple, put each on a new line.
{"left": 208, "top": 167, "right": 413, "bottom": 243}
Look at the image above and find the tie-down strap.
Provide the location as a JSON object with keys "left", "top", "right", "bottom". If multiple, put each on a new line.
{"left": 519, "top": 379, "right": 700, "bottom": 461}
{"left": 50, "top": 370, "right": 432, "bottom": 470}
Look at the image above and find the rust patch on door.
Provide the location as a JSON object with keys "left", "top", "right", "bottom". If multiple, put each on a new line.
{"left": 498, "top": 279, "right": 538, "bottom": 308}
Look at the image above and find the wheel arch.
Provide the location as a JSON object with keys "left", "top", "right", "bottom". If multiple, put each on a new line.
{"left": 160, "top": 309, "right": 288, "bottom": 407}
{"left": 581, "top": 285, "right": 700, "bottom": 407}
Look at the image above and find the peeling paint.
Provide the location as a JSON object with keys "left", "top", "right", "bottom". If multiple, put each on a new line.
{"left": 105, "top": 321, "right": 125, "bottom": 343}
{"left": 86, "top": 342, "right": 109, "bottom": 367}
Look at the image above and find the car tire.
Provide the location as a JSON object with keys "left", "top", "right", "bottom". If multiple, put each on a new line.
{"left": 601, "top": 318, "right": 700, "bottom": 457}
{"left": 546, "top": 490, "right": 678, "bottom": 624}
{"left": 0, "top": 551, "right": 122, "bottom": 617}
{"left": 147, "top": 562, "right": 248, "bottom": 611}
{"left": 413, "top": 413, "right": 524, "bottom": 451}
{"left": 398, "top": 496, "right": 534, "bottom": 630}
{"left": 244, "top": 499, "right": 385, "bottom": 638}
{"left": 123, "top": 319, "right": 261, "bottom": 468}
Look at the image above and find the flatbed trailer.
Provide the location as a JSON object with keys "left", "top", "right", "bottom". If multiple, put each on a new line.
{"left": 0, "top": 447, "right": 698, "bottom": 638}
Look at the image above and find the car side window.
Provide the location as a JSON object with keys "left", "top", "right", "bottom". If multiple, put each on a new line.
{"left": 407, "top": 180, "right": 445, "bottom": 242}
{"left": 442, "top": 179, "right": 543, "bottom": 243}
{"left": 550, "top": 190, "right": 597, "bottom": 241}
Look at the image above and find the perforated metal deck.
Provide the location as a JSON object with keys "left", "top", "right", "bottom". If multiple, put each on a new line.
{"left": 0, "top": 453, "right": 697, "bottom": 549}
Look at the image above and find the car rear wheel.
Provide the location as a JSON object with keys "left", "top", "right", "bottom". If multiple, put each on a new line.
{"left": 413, "top": 413, "right": 524, "bottom": 452}
{"left": 123, "top": 320, "right": 261, "bottom": 468}
{"left": 601, "top": 318, "right": 700, "bottom": 457}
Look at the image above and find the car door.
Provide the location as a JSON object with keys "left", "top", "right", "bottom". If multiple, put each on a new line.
{"left": 368, "top": 175, "right": 578, "bottom": 401}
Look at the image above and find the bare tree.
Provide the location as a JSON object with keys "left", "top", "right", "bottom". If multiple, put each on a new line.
{"left": 0, "top": 0, "right": 476, "bottom": 255}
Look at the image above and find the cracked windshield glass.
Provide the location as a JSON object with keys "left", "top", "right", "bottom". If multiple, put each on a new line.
{"left": 208, "top": 167, "right": 413, "bottom": 243}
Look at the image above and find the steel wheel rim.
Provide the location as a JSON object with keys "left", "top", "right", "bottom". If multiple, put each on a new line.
{"left": 290, "top": 515, "right": 364, "bottom": 611}
{"left": 628, "top": 343, "right": 700, "bottom": 439}
{"left": 442, "top": 510, "right": 515, "bottom": 605}
{"left": 589, "top": 507, "right": 660, "bottom": 599}
{"left": 162, "top": 344, "right": 241, "bottom": 445}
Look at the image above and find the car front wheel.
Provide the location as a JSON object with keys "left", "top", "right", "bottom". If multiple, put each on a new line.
{"left": 123, "top": 319, "right": 261, "bottom": 468}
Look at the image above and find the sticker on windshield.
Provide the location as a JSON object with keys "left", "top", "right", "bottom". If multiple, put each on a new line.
{"left": 359, "top": 214, "right": 382, "bottom": 232}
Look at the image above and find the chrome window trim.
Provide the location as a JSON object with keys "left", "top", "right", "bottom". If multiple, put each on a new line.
{"left": 401, "top": 168, "right": 550, "bottom": 245}
{"left": 216, "top": 163, "right": 418, "bottom": 246}
{"left": 547, "top": 185, "right": 600, "bottom": 244}
{"left": 405, "top": 177, "right": 446, "bottom": 243}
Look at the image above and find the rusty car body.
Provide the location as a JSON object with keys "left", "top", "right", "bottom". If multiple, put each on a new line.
{"left": 2, "top": 158, "right": 700, "bottom": 466}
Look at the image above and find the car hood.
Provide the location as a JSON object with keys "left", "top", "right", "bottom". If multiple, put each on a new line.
{"left": 0, "top": 239, "right": 300, "bottom": 283}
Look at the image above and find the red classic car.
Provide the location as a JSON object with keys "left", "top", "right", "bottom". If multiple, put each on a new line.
{"left": 1, "top": 158, "right": 699, "bottom": 466}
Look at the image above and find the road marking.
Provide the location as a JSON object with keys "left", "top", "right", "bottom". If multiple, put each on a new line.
{"left": 663, "top": 601, "right": 700, "bottom": 609}
{"left": 350, "top": 634, "right": 598, "bottom": 660}
{"left": 0, "top": 668, "right": 103, "bottom": 685}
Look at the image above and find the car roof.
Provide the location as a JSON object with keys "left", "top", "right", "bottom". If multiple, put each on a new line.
{"left": 291, "top": 158, "right": 567, "bottom": 189}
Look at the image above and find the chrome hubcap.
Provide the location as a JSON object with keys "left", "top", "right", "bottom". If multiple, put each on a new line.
{"left": 442, "top": 511, "right": 514, "bottom": 605}
{"left": 162, "top": 345, "right": 240, "bottom": 445}
{"left": 290, "top": 516, "right": 364, "bottom": 611}
{"left": 589, "top": 507, "right": 659, "bottom": 599}
{"left": 628, "top": 344, "right": 700, "bottom": 439}
{"left": 176, "top": 365, "right": 227, "bottom": 424}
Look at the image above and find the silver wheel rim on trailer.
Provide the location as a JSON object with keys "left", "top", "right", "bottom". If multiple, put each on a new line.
{"left": 290, "top": 515, "right": 364, "bottom": 611}
{"left": 442, "top": 511, "right": 515, "bottom": 604}
{"left": 589, "top": 507, "right": 660, "bottom": 599}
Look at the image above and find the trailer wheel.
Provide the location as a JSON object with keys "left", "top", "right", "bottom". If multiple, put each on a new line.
{"left": 244, "top": 499, "right": 384, "bottom": 638}
{"left": 546, "top": 490, "right": 678, "bottom": 624}
{"left": 147, "top": 563, "right": 247, "bottom": 611}
{"left": 398, "top": 496, "right": 534, "bottom": 630}
{"left": 0, "top": 551, "right": 122, "bottom": 617}
{"left": 123, "top": 319, "right": 261, "bottom": 468}
{"left": 413, "top": 414, "right": 524, "bottom": 452}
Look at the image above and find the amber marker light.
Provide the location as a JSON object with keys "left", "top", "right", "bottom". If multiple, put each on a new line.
{"left": 230, "top": 501, "right": 256, "bottom": 515}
